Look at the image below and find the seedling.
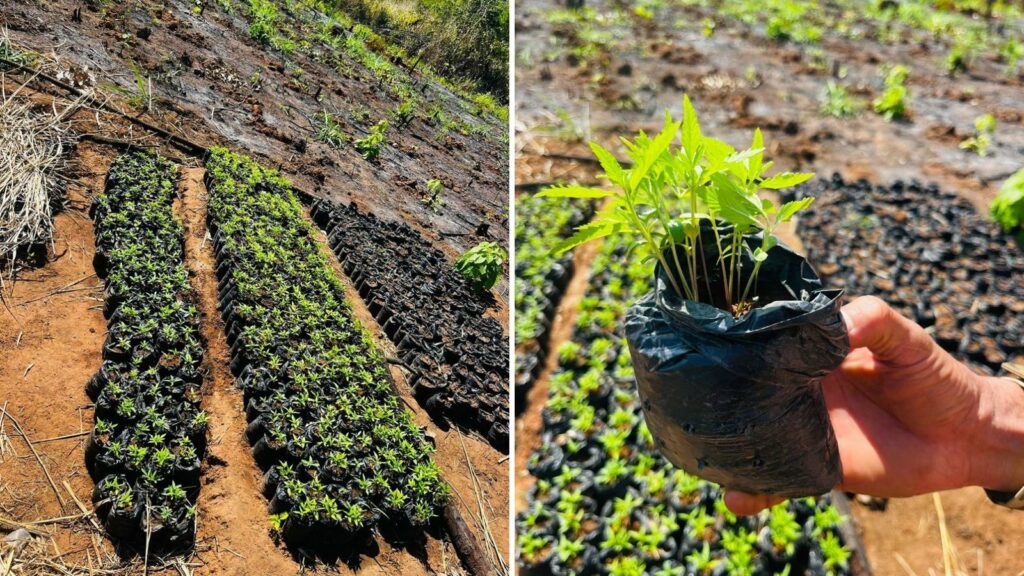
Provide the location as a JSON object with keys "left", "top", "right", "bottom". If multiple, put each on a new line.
{"left": 960, "top": 113, "right": 996, "bottom": 157}
{"left": 540, "top": 95, "right": 815, "bottom": 316}
{"left": 820, "top": 80, "right": 860, "bottom": 118}
{"left": 991, "top": 168, "right": 1024, "bottom": 241}
{"left": 422, "top": 179, "right": 444, "bottom": 212}
{"left": 819, "top": 532, "right": 851, "bottom": 574}
{"left": 315, "top": 111, "right": 348, "bottom": 148}
{"left": 873, "top": 64, "right": 910, "bottom": 121}
{"left": 354, "top": 120, "right": 389, "bottom": 161}
{"left": 455, "top": 241, "right": 506, "bottom": 291}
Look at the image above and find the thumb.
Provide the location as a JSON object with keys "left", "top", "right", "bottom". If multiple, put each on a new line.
{"left": 841, "top": 295, "right": 932, "bottom": 364}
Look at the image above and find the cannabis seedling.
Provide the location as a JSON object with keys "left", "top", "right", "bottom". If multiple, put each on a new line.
{"left": 540, "top": 95, "right": 815, "bottom": 316}
{"left": 354, "top": 120, "right": 389, "bottom": 161}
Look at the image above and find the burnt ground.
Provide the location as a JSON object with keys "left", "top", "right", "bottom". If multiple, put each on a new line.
{"left": 0, "top": 0, "right": 509, "bottom": 571}
{"left": 1, "top": 0, "right": 508, "bottom": 259}
{"left": 514, "top": 0, "right": 1024, "bottom": 574}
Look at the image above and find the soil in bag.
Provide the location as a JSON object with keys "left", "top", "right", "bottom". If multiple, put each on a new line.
{"left": 625, "top": 225, "right": 849, "bottom": 496}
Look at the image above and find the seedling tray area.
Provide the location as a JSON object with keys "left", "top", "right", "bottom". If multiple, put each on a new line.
{"left": 205, "top": 149, "right": 449, "bottom": 545}
{"left": 795, "top": 175, "right": 1024, "bottom": 374}
{"left": 310, "top": 199, "right": 510, "bottom": 451}
{"left": 86, "top": 151, "right": 207, "bottom": 553}
{"left": 515, "top": 194, "right": 594, "bottom": 412}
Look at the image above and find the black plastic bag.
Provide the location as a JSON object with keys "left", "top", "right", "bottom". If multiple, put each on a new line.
{"left": 625, "top": 232, "right": 849, "bottom": 496}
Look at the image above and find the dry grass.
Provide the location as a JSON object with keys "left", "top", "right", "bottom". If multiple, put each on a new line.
{"left": 0, "top": 36, "right": 79, "bottom": 275}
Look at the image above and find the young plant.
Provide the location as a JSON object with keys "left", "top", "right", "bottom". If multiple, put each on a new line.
{"left": 960, "top": 113, "right": 996, "bottom": 157}
{"left": 354, "top": 120, "right": 389, "bottom": 161}
{"left": 540, "top": 95, "right": 815, "bottom": 317}
{"left": 873, "top": 64, "right": 910, "bottom": 121}
{"left": 423, "top": 178, "right": 444, "bottom": 212}
{"left": 990, "top": 168, "right": 1024, "bottom": 242}
{"left": 455, "top": 241, "right": 506, "bottom": 291}
{"left": 820, "top": 80, "right": 860, "bottom": 118}
{"left": 315, "top": 111, "right": 348, "bottom": 148}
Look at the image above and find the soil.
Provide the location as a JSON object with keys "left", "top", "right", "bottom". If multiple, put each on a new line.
{"left": 514, "top": 0, "right": 1024, "bottom": 573}
{"left": 0, "top": 143, "right": 113, "bottom": 566}
{"left": 0, "top": 0, "right": 507, "bottom": 259}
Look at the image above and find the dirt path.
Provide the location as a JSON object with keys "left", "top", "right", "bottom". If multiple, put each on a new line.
{"left": 306, "top": 205, "right": 509, "bottom": 575}
{"left": 179, "top": 167, "right": 313, "bottom": 575}
{"left": 0, "top": 144, "right": 117, "bottom": 566}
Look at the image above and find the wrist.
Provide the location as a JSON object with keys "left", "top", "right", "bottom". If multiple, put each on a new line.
{"left": 969, "top": 375, "right": 1024, "bottom": 492}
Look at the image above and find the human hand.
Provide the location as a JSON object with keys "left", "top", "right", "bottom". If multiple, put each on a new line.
{"left": 725, "top": 295, "right": 1024, "bottom": 515}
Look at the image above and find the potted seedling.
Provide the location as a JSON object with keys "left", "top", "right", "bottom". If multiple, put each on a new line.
{"left": 541, "top": 96, "right": 848, "bottom": 496}
{"left": 518, "top": 529, "right": 557, "bottom": 576}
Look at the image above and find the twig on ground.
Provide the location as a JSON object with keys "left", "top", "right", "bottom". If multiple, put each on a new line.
{"left": 0, "top": 405, "right": 66, "bottom": 510}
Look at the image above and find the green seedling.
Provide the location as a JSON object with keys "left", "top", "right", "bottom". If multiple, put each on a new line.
{"left": 960, "top": 113, "right": 996, "bottom": 157}
{"left": 540, "top": 95, "right": 815, "bottom": 317}
{"left": 820, "top": 80, "right": 860, "bottom": 118}
{"left": 315, "top": 111, "right": 348, "bottom": 148}
{"left": 990, "top": 168, "right": 1024, "bottom": 242}
{"left": 423, "top": 179, "right": 444, "bottom": 212}
{"left": 354, "top": 120, "right": 389, "bottom": 161}
{"left": 455, "top": 241, "right": 506, "bottom": 291}
{"left": 873, "top": 64, "right": 910, "bottom": 121}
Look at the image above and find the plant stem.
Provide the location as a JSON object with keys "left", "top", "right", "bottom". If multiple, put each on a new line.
{"left": 708, "top": 219, "right": 730, "bottom": 308}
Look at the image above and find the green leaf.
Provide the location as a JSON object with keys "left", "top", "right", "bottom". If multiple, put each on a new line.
{"left": 753, "top": 247, "right": 769, "bottom": 262}
{"left": 537, "top": 185, "right": 613, "bottom": 199}
{"left": 750, "top": 128, "right": 764, "bottom": 179}
{"left": 681, "top": 94, "right": 702, "bottom": 160}
{"left": 589, "top": 142, "right": 625, "bottom": 187}
{"left": 778, "top": 197, "right": 815, "bottom": 222}
{"left": 628, "top": 111, "right": 679, "bottom": 191}
{"left": 760, "top": 172, "right": 814, "bottom": 190}
{"left": 702, "top": 136, "right": 735, "bottom": 169}
{"left": 550, "top": 221, "right": 615, "bottom": 255}
{"left": 710, "top": 173, "right": 761, "bottom": 227}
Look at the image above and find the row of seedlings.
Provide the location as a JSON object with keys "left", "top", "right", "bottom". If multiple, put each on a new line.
{"left": 517, "top": 236, "right": 855, "bottom": 576}
{"left": 309, "top": 200, "right": 510, "bottom": 451}
{"left": 515, "top": 194, "right": 593, "bottom": 412}
{"left": 204, "top": 148, "right": 450, "bottom": 543}
{"left": 86, "top": 151, "right": 207, "bottom": 552}
{"left": 795, "top": 174, "right": 1024, "bottom": 375}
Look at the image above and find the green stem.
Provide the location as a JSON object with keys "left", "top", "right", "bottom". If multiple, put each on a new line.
{"left": 708, "top": 218, "right": 730, "bottom": 307}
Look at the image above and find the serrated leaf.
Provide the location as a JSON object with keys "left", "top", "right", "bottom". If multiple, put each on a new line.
{"left": 681, "top": 94, "right": 702, "bottom": 160}
{"left": 628, "top": 111, "right": 679, "bottom": 191}
{"left": 550, "top": 221, "right": 615, "bottom": 255}
{"left": 589, "top": 142, "right": 625, "bottom": 187}
{"left": 536, "top": 185, "right": 613, "bottom": 199}
{"left": 750, "top": 128, "right": 764, "bottom": 178}
{"left": 778, "top": 197, "right": 815, "bottom": 222}
{"left": 761, "top": 172, "right": 815, "bottom": 190}
{"left": 711, "top": 173, "right": 761, "bottom": 227}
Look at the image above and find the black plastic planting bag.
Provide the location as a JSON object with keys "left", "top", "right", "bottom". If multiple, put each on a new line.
{"left": 625, "top": 229, "right": 849, "bottom": 497}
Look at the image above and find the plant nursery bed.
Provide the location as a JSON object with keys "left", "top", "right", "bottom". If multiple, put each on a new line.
{"left": 514, "top": 194, "right": 595, "bottom": 412}
{"left": 310, "top": 199, "right": 510, "bottom": 451}
{"left": 794, "top": 175, "right": 1024, "bottom": 374}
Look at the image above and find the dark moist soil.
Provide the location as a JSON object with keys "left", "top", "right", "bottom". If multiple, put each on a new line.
{"left": 514, "top": 0, "right": 1024, "bottom": 573}
{"left": 0, "top": 0, "right": 508, "bottom": 260}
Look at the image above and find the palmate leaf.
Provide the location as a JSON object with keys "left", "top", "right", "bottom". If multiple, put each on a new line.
{"left": 760, "top": 172, "right": 814, "bottom": 190}
{"left": 550, "top": 220, "right": 617, "bottom": 255}
{"left": 536, "top": 185, "right": 613, "bottom": 199}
